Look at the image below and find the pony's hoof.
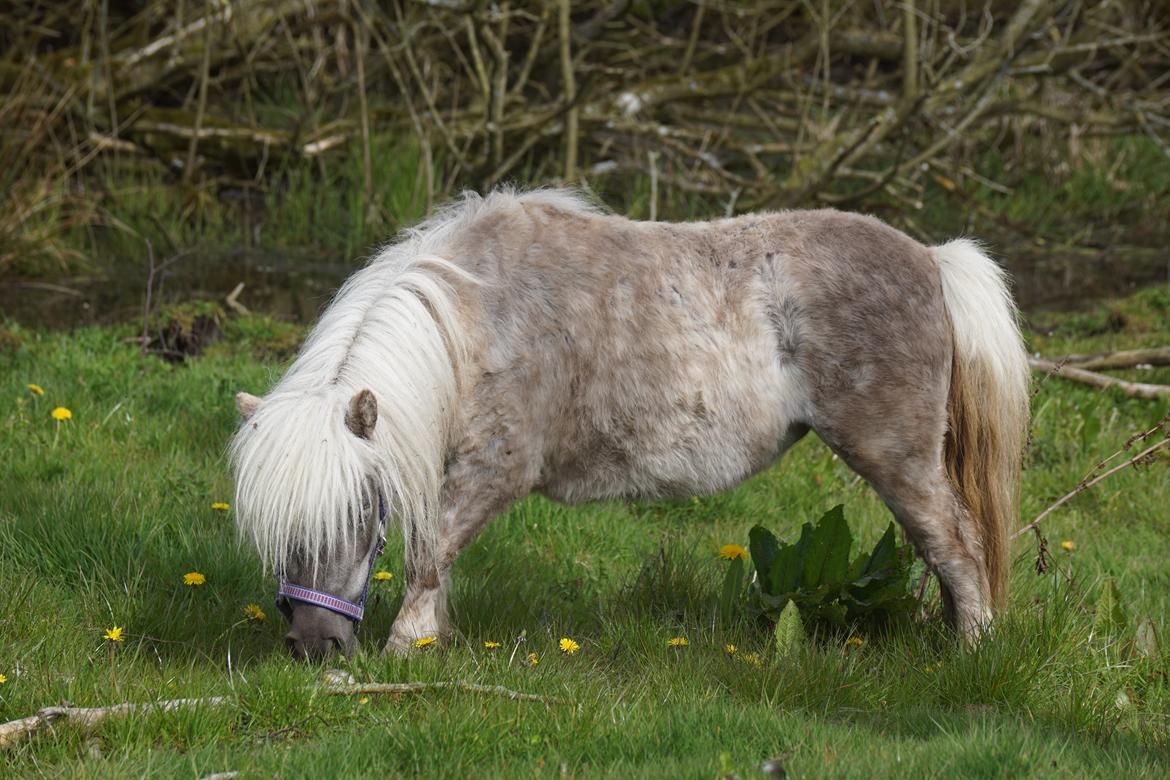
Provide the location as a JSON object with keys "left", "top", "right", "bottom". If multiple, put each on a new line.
{"left": 383, "top": 638, "right": 411, "bottom": 656}
{"left": 383, "top": 633, "right": 442, "bottom": 655}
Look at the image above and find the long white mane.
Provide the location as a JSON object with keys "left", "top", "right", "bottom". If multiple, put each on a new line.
{"left": 229, "top": 193, "right": 502, "bottom": 573}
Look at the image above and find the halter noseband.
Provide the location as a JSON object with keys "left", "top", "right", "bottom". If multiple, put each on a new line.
{"left": 275, "top": 495, "right": 387, "bottom": 625}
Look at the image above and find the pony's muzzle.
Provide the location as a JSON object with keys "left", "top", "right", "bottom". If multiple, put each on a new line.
{"left": 284, "top": 605, "right": 356, "bottom": 661}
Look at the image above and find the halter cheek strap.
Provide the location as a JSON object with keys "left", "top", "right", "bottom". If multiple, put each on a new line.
{"left": 275, "top": 495, "right": 387, "bottom": 625}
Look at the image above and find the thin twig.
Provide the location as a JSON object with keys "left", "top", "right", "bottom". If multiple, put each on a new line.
{"left": 326, "top": 681, "right": 563, "bottom": 703}
{"left": 559, "top": 0, "right": 578, "bottom": 182}
{"left": 1014, "top": 435, "right": 1170, "bottom": 540}
{"left": 0, "top": 677, "right": 558, "bottom": 750}
{"left": 183, "top": 0, "right": 214, "bottom": 183}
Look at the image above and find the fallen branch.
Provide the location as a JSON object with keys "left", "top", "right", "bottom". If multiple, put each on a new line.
{"left": 1029, "top": 358, "right": 1170, "bottom": 399}
{"left": 325, "top": 681, "right": 564, "bottom": 703}
{"left": 0, "top": 678, "right": 556, "bottom": 749}
{"left": 1058, "top": 347, "right": 1170, "bottom": 371}
{"left": 0, "top": 696, "right": 229, "bottom": 749}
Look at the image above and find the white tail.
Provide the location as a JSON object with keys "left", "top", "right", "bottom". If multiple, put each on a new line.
{"left": 934, "top": 239, "right": 1030, "bottom": 606}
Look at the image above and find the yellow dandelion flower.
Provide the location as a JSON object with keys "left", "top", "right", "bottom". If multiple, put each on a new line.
{"left": 1061, "top": 540, "right": 1075, "bottom": 552}
{"left": 372, "top": 570, "right": 394, "bottom": 581}
{"left": 724, "top": 643, "right": 738, "bottom": 655}
{"left": 358, "top": 696, "right": 370, "bottom": 705}
{"left": 0, "top": 673, "right": 7, "bottom": 684}
{"left": 183, "top": 571, "right": 206, "bottom": 586}
{"left": 846, "top": 636, "right": 864, "bottom": 648}
{"left": 104, "top": 626, "right": 124, "bottom": 642}
{"left": 667, "top": 637, "right": 689, "bottom": 647}
{"left": 243, "top": 603, "right": 266, "bottom": 622}
{"left": 484, "top": 640, "right": 501, "bottom": 649}
{"left": 210, "top": 502, "right": 230, "bottom": 511}
{"left": 559, "top": 637, "right": 580, "bottom": 655}
{"left": 719, "top": 543, "right": 748, "bottom": 561}
{"left": 413, "top": 636, "right": 437, "bottom": 648}
{"left": 527, "top": 652, "right": 539, "bottom": 666}
{"left": 741, "top": 652, "right": 763, "bottom": 667}
{"left": 51, "top": 406, "right": 72, "bottom": 421}
{"left": 27, "top": 384, "right": 44, "bottom": 396}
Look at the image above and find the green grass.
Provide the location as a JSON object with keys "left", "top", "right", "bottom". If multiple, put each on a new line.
{"left": 1, "top": 288, "right": 1169, "bottom": 777}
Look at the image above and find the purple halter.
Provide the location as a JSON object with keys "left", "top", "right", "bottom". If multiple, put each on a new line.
{"left": 275, "top": 495, "right": 387, "bottom": 625}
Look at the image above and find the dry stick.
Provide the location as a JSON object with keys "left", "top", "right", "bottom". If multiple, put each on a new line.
{"left": 393, "top": 0, "right": 469, "bottom": 173}
{"left": 482, "top": 24, "right": 510, "bottom": 171}
{"left": 0, "top": 696, "right": 229, "bottom": 750}
{"left": 355, "top": 3, "right": 434, "bottom": 213}
{"left": 224, "top": 282, "right": 249, "bottom": 316}
{"left": 98, "top": 0, "right": 117, "bottom": 137}
{"left": 1028, "top": 358, "right": 1170, "bottom": 399}
{"left": 1014, "top": 435, "right": 1170, "bottom": 540}
{"left": 902, "top": 0, "right": 918, "bottom": 102}
{"left": 483, "top": 119, "right": 560, "bottom": 191}
{"left": 507, "top": 6, "right": 549, "bottom": 99}
{"left": 0, "top": 680, "right": 556, "bottom": 750}
{"left": 326, "top": 681, "right": 564, "bottom": 703}
{"left": 559, "top": 0, "right": 578, "bottom": 182}
{"left": 1058, "top": 347, "right": 1170, "bottom": 371}
{"left": 142, "top": 239, "right": 156, "bottom": 354}
{"left": 678, "top": 0, "right": 706, "bottom": 76}
{"left": 647, "top": 150, "right": 659, "bottom": 221}
{"left": 463, "top": 16, "right": 492, "bottom": 136}
{"left": 353, "top": 21, "right": 374, "bottom": 226}
{"left": 184, "top": 0, "right": 214, "bottom": 183}
{"left": 140, "top": 245, "right": 192, "bottom": 355}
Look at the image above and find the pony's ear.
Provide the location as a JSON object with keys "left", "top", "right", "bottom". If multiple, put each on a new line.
{"left": 345, "top": 389, "right": 378, "bottom": 439}
{"left": 236, "top": 391, "right": 263, "bottom": 421}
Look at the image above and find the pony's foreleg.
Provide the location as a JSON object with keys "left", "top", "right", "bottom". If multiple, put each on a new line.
{"left": 384, "top": 552, "right": 451, "bottom": 653}
{"left": 385, "top": 456, "right": 532, "bottom": 654}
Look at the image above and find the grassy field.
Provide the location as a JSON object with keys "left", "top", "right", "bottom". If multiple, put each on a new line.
{"left": 1, "top": 283, "right": 1169, "bottom": 777}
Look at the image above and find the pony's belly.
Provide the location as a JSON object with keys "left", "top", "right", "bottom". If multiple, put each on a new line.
{"left": 539, "top": 380, "right": 806, "bottom": 505}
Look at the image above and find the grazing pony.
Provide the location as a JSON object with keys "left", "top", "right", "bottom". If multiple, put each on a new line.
{"left": 230, "top": 189, "right": 1028, "bottom": 660}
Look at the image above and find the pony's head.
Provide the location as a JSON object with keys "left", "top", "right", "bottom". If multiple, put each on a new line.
{"left": 231, "top": 388, "right": 388, "bottom": 661}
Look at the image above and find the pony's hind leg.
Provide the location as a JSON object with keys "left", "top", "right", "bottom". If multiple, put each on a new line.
{"left": 873, "top": 461, "right": 991, "bottom": 636}
{"left": 821, "top": 427, "right": 992, "bottom": 637}
{"left": 806, "top": 344, "right": 992, "bottom": 634}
